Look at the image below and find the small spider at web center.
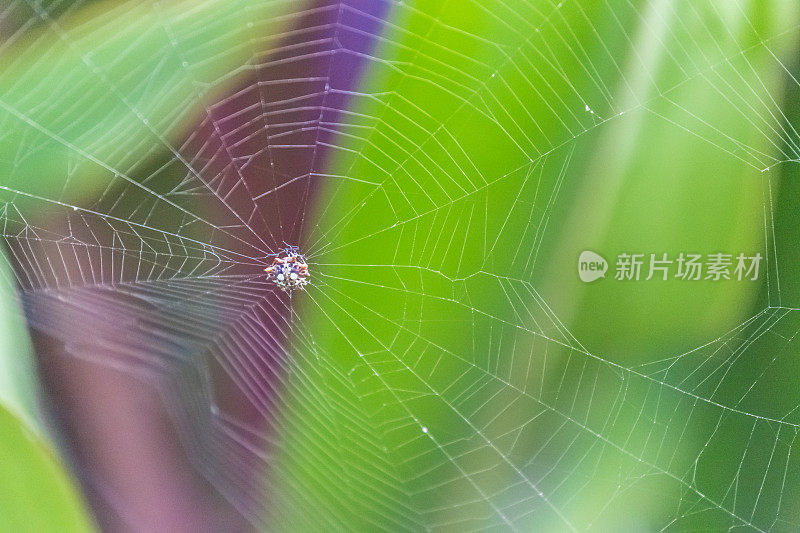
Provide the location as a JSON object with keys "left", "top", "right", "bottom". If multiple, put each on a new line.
{"left": 264, "top": 246, "right": 310, "bottom": 293}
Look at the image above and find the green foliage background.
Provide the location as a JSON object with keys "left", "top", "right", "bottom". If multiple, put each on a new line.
{"left": 273, "top": 1, "right": 800, "bottom": 530}
{"left": 1, "top": 0, "right": 799, "bottom": 531}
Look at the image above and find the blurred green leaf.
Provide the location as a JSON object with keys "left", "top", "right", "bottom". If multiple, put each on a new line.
{"left": 0, "top": 247, "right": 40, "bottom": 432}
{"left": 0, "top": 248, "right": 94, "bottom": 531}
{"left": 0, "top": 404, "right": 95, "bottom": 533}
{"left": 0, "top": 0, "right": 306, "bottom": 204}
{"left": 270, "top": 1, "right": 800, "bottom": 531}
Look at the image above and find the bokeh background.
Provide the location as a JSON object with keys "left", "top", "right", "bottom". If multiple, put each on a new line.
{"left": 1, "top": 0, "right": 800, "bottom": 531}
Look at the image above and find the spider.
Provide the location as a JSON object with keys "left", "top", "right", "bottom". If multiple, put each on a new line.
{"left": 264, "top": 246, "right": 310, "bottom": 293}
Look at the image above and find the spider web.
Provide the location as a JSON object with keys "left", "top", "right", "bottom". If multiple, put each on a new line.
{"left": 1, "top": 0, "right": 800, "bottom": 531}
